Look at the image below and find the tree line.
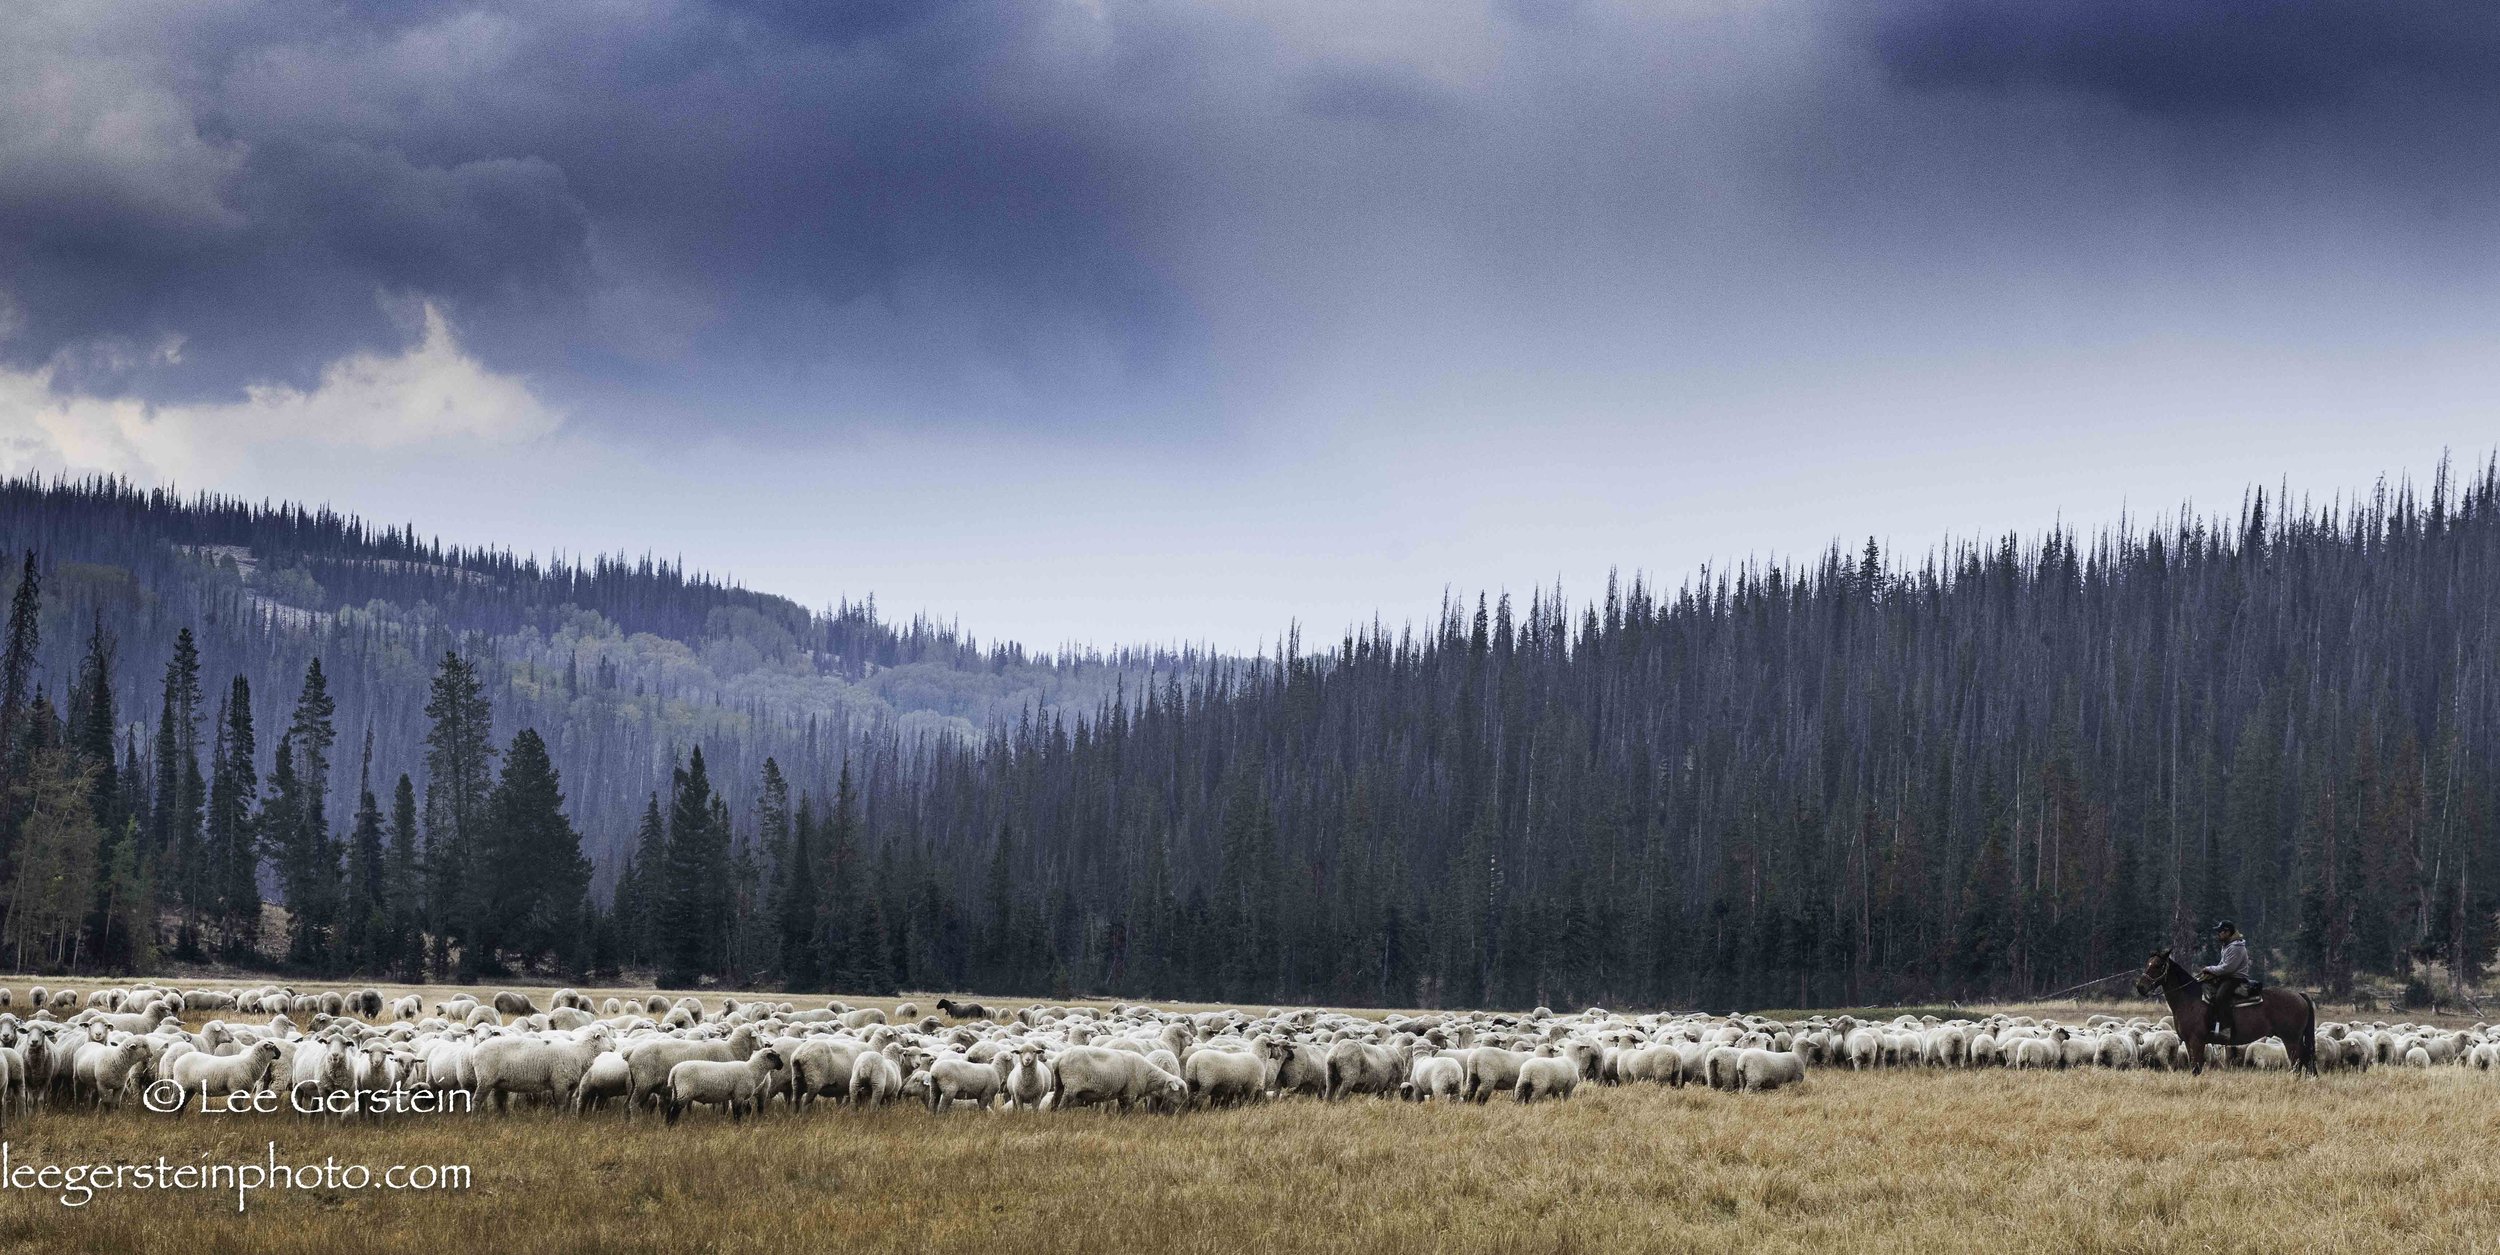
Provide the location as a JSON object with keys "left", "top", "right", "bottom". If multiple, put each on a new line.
{"left": 1, "top": 464, "right": 2497, "bottom": 1011}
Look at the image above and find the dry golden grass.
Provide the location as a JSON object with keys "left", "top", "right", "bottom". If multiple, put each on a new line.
{"left": 6, "top": 976, "right": 2496, "bottom": 1253}
{"left": 0, "top": 1065, "right": 2495, "bottom": 1253}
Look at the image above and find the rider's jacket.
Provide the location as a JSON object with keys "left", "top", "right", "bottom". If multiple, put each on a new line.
{"left": 2202, "top": 937, "right": 2249, "bottom": 980}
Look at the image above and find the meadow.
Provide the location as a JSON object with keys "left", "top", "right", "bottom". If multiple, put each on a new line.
{"left": 0, "top": 979, "right": 2493, "bottom": 1255}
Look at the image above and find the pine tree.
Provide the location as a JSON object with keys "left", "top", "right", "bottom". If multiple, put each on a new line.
{"left": 341, "top": 733, "right": 387, "bottom": 974}
{"left": 152, "top": 628, "right": 206, "bottom": 955}
{"left": 619, "top": 793, "right": 667, "bottom": 967}
{"left": 4, "top": 700, "right": 100, "bottom": 971}
{"left": 205, "top": 677, "right": 261, "bottom": 958}
{"left": 777, "top": 794, "right": 821, "bottom": 991}
{"left": 0, "top": 551, "right": 38, "bottom": 772}
{"left": 658, "top": 747, "right": 725, "bottom": 986}
{"left": 475, "top": 729, "right": 589, "bottom": 974}
{"left": 70, "top": 617, "right": 133, "bottom": 965}
{"left": 386, "top": 773, "right": 425, "bottom": 981}
{"left": 421, "top": 651, "right": 495, "bottom": 977}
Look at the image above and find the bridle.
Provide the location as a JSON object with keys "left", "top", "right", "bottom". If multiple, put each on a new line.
{"left": 2133, "top": 951, "right": 2191, "bottom": 998}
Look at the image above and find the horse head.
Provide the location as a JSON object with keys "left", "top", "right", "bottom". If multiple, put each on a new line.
{"left": 2133, "top": 949, "right": 2175, "bottom": 997}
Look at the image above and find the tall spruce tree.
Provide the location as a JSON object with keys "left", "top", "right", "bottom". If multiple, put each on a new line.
{"left": 421, "top": 651, "right": 495, "bottom": 978}
{"left": 341, "top": 733, "right": 387, "bottom": 974}
{"left": 205, "top": 677, "right": 260, "bottom": 958}
{"left": 657, "top": 748, "right": 725, "bottom": 986}
{"left": 386, "top": 773, "right": 425, "bottom": 980}
{"left": 475, "top": 729, "right": 590, "bottom": 974}
{"left": 152, "top": 628, "right": 206, "bottom": 955}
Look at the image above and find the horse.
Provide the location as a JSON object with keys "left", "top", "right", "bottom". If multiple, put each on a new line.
{"left": 2135, "top": 949, "right": 2318, "bottom": 1077}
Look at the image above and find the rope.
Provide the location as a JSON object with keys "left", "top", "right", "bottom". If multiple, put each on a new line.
{"left": 2033, "top": 970, "right": 2139, "bottom": 1002}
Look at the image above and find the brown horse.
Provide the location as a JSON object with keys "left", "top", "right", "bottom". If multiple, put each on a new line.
{"left": 2135, "top": 950, "right": 2318, "bottom": 1077}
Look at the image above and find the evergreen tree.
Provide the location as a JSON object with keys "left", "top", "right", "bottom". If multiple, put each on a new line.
{"left": 618, "top": 793, "right": 667, "bottom": 968}
{"left": 341, "top": 733, "right": 387, "bottom": 974}
{"left": 421, "top": 651, "right": 495, "bottom": 977}
{"left": 657, "top": 747, "right": 726, "bottom": 986}
{"left": 205, "top": 677, "right": 260, "bottom": 958}
{"left": 152, "top": 628, "right": 206, "bottom": 955}
{"left": 4, "top": 699, "right": 99, "bottom": 971}
{"left": 386, "top": 773, "right": 425, "bottom": 981}
{"left": 777, "top": 794, "right": 821, "bottom": 990}
{"left": 475, "top": 729, "right": 590, "bottom": 974}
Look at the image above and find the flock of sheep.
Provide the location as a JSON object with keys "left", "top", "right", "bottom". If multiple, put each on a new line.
{"left": 2, "top": 982, "right": 2495, "bottom": 1126}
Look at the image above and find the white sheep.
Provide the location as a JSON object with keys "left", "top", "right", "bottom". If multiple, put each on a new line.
{"left": 665, "top": 1048, "right": 785, "bottom": 1123}
{"left": 1738, "top": 1049, "right": 1806, "bottom": 1093}
{"left": 171, "top": 1041, "right": 285, "bottom": 1106}
{"left": 849, "top": 1048, "right": 905, "bottom": 1108}
{"left": 1514, "top": 1048, "right": 1579, "bottom": 1102}
{"left": 1184, "top": 1049, "right": 1267, "bottom": 1108}
{"left": 1050, "top": 1045, "right": 1186, "bottom": 1113}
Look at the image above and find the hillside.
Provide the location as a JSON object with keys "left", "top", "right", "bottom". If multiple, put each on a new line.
{"left": 0, "top": 476, "right": 1215, "bottom": 875}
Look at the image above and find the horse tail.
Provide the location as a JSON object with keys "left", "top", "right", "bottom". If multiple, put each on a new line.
{"left": 2298, "top": 992, "right": 2319, "bottom": 1078}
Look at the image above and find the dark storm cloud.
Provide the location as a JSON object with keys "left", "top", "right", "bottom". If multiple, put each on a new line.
{"left": 8, "top": 0, "right": 2500, "bottom": 435}
{"left": 0, "top": 0, "right": 1194, "bottom": 419}
{"left": 1865, "top": 1, "right": 2500, "bottom": 116}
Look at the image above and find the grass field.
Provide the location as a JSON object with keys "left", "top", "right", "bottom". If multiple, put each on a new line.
{"left": 3, "top": 978, "right": 2495, "bottom": 1253}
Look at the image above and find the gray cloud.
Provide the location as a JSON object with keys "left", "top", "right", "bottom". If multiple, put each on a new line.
{"left": 5, "top": 0, "right": 2499, "bottom": 441}
{"left": 1865, "top": 2, "right": 2500, "bottom": 117}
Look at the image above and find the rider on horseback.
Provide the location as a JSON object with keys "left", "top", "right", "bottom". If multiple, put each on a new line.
{"left": 2198, "top": 920, "right": 2252, "bottom": 1042}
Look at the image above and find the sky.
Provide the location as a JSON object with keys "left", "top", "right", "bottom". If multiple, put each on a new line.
{"left": 4, "top": 0, "right": 2498, "bottom": 653}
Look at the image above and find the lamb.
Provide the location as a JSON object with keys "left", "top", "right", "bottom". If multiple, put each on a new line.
{"left": 1737, "top": 1049, "right": 1807, "bottom": 1093}
{"left": 849, "top": 1048, "right": 905, "bottom": 1108}
{"left": 1001, "top": 1043, "right": 1054, "bottom": 1111}
{"left": 169, "top": 1040, "right": 286, "bottom": 1105}
{"left": 291, "top": 1037, "right": 359, "bottom": 1103}
{"left": 1184, "top": 1048, "right": 1267, "bottom": 1109}
{"left": 1514, "top": 1047, "right": 1579, "bottom": 1102}
{"left": 1050, "top": 1045, "right": 1186, "bottom": 1113}
{"left": 920, "top": 1054, "right": 1005, "bottom": 1112}
{"left": 1403, "top": 1052, "right": 1466, "bottom": 1101}
{"left": 623, "top": 1024, "right": 761, "bottom": 1112}
{"left": 665, "top": 1048, "right": 785, "bottom": 1123}
{"left": 1462, "top": 1046, "right": 1531, "bottom": 1102}
{"left": 2010, "top": 1037, "right": 2061, "bottom": 1069}
{"left": 572, "top": 1053, "right": 633, "bottom": 1113}
{"left": 69, "top": 1036, "right": 154, "bottom": 1108}
{"left": 93, "top": 1003, "right": 178, "bottom": 1036}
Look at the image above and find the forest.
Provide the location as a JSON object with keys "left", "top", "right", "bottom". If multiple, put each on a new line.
{"left": 0, "top": 467, "right": 2495, "bottom": 1010}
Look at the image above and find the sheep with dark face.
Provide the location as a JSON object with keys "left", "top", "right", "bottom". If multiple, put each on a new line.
{"left": 666, "top": 1048, "right": 785, "bottom": 1123}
